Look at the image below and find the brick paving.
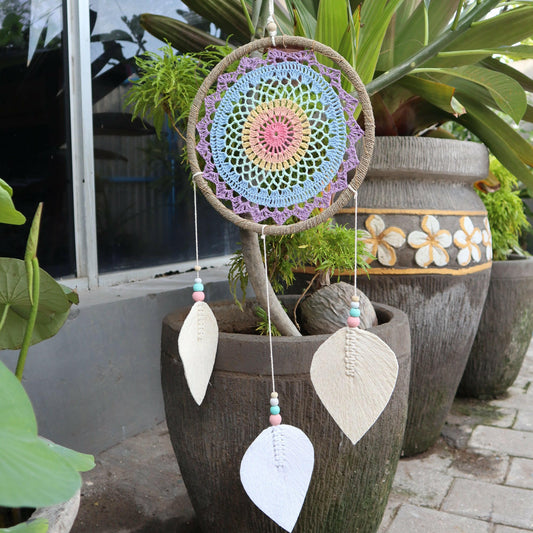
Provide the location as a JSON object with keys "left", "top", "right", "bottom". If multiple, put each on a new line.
{"left": 380, "top": 338, "right": 533, "bottom": 533}
{"left": 74, "top": 338, "right": 533, "bottom": 532}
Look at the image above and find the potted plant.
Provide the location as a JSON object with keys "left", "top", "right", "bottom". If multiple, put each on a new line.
{"left": 458, "top": 156, "right": 533, "bottom": 398}
{"left": 126, "top": 30, "right": 412, "bottom": 533}
{"left": 135, "top": 0, "right": 533, "bottom": 457}
{"left": 0, "top": 181, "right": 94, "bottom": 533}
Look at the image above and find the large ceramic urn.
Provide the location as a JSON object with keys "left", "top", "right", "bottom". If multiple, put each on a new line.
{"left": 459, "top": 257, "right": 533, "bottom": 398}
{"left": 336, "top": 137, "right": 492, "bottom": 456}
{"left": 162, "top": 298, "right": 410, "bottom": 533}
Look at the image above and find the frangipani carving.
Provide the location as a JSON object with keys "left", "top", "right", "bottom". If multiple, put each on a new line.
{"left": 408, "top": 215, "right": 452, "bottom": 268}
{"left": 361, "top": 215, "right": 406, "bottom": 267}
{"left": 454, "top": 216, "right": 482, "bottom": 266}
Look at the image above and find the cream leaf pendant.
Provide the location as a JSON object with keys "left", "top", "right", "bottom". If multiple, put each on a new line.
{"left": 177, "top": 301, "right": 218, "bottom": 405}
{"left": 310, "top": 326, "right": 398, "bottom": 445}
{"left": 240, "top": 424, "right": 314, "bottom": 532}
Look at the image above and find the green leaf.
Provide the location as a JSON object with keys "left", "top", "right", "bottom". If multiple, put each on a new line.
{"left": 356, "top": 0, "right": 405, "bottom": 84}
{"left": 180, "top": 0, "right": 251, "bottom": 42}
{"left": 60, "top": 284, "right": 80, "bottom": 305}
{"left": 398, "top": 75, "right": 461, "bottom": 115}
{"left": 287, "top": 0, "right": 316, "bottom": 38}
{"left": 456, "top": 96, "right": 533, "bottom": 189}
{"left": 0, "top": 179, "right": 26, "bottom": 226}
{"left": 0, "top": 259, "right": 74, "bottom": 350}
{"left": 40, "top": 439, "right": 95, "bottom": 473}
{"left": 315, "top": 0, "right": 350, "bottom": 65}
{"left": 422, "top": 65, "right": 527, "bottom": 124}
{"left": 0, "top": 361, "right": 82, "bottom": 508}
{"left": 439, "top": 6, "right": 533, "bottom": 59}
{"left": 481, "top": 57, "right": 533, "bottom": 93}
{"left": 0, "top": 519, "right": 49, "bottom": 533}
{"left": 140, "top": 14, "right": 228, "bottom": 53}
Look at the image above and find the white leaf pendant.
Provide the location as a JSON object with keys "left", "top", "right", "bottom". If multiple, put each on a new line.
{"left": 177, "top": 301, "right": 218, "bottom": 405}
{"left": 240, "top": 424, "right": 314, "bottom": 532}
{"left": 310, "top": 327, "right": 398, "bottom": 445}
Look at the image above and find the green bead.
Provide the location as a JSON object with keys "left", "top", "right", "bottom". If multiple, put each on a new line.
{"left": 350, "top": 308, "right": 361, "bottom": 317}
{"left": 270, "top": 406, "right": 280, "bottom": 415}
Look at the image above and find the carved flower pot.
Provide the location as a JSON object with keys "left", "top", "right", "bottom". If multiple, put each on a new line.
{"left": 458, "top": 257, "right": 533, "bottom": 398}
{"left": 161, "top": 297, "right": 410, "bottom": 533}
{"left": 336, "top": 137, "right": 491, "bottom": 456}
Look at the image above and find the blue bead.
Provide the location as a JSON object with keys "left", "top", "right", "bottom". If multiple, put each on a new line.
{"left": 270, "top": 406, "right": 280, "bottom": 415}
{"left": 193, "top": 283, "right": 204, "bottom": 292}
{"left": 350, "top": 308, "right": 361, "bottom": 317}
{"left": 351, "top": 301, "right": 360, "bottom": 309}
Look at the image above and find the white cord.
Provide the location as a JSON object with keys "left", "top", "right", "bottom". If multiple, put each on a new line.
{"left": 266, "top": 0, "right": 277, "bottom": 46}
{"left": 261, "top": 226, "right": 276, "bottom": 393}
{"left": 353, "top": 190, "right": 358, "bottom": 296}
{"left": 193, "top": 181, "right": 200, "bottom": 268}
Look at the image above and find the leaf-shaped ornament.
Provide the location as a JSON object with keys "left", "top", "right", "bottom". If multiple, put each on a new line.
{"left": 310, "top": 327, "right": 398, "bottom": 445}
{"left": 177, "top": 301, "right": 218, "bottom": 405}
{"left": 240, "top": 424, "right": 314, "bottom": 532}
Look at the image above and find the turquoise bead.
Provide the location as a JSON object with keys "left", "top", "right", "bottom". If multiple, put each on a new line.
{"left": 270, "top": 406, "right": 280, "bottom": 415}
{"left": 350, "top": 308, "right": 361, "bottom": 317}
{"left": 193, "top": 283, "right": 204, "bottom": 292}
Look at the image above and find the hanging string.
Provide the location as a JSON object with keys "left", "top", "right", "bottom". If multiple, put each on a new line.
{"left": 261, "top": 226, "right": 276, "bottom": 393}
{"left": 266, "top": 0, "right": 277, "bottom": 46}
{"left": 353, "top": 190, "right": 358, "bottom": 296}
{"left": 192, "top": 173, "right": 203, "bottom": 269}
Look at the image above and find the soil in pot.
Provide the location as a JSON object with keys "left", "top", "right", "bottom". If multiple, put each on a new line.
{"left": 161, "top": 296, "right": 410, "bottom": 533}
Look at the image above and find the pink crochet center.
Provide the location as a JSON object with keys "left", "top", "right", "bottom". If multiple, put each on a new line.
{"left": 249, "top": 106, "right": 304, "bottom": 163}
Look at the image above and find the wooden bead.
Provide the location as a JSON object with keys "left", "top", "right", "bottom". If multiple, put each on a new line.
{"left": 266, "top": 21, "right": 277, "bottom": 33}
{"left": 270, "top": 391, "right": 278, "bottom": 398}
{"left": 194, "top": 265, "right": 202, "bottom": 272}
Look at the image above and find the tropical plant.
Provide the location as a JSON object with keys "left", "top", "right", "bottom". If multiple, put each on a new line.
{"left": 139, "top": 0, "right": 533, "bottom": 189}
{"left": 0, "top": 182, "right": 94, "bottom": 533}
{"left": 478, "top": 155, "right": 531, "bottom": 260}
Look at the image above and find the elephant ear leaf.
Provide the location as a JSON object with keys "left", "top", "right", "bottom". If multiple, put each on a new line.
{"left": 0, "top": 259, "right": 74, "bottom": 350}
{"left": 0, "top": 519, "right": 49, "bottom": 532}
{"left": 0, "top": 179, "right": 26, "bottom": 225}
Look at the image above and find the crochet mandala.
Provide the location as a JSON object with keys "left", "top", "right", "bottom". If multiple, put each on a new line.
{"left": 197, "top": 48, "right": 363, "bottom": 224}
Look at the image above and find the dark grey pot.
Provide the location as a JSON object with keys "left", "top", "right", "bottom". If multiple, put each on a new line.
{"left": 336, "top": 137, "right": 492, "bottom": 456}
{"left": 161, "top": 297, "right": 410, "bottom": 533}
{"left": 458, "top": 257, "right": 533, "bottom": 398}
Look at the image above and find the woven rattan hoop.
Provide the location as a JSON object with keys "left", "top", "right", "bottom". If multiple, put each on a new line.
{"left": 186, "top": 35, "right": 375, "bottom": 236}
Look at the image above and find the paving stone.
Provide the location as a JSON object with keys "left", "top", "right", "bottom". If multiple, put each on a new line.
{"left": 494, "top": 526, "right": 533, "bottom": 533}
{"left": 506, "top": 457, "right": 533, "bottom": 489}
{"left": 441, "top": 423, "right": 473, "bottom": 449}
{"left": 448, "top": 449, "right": 509, "bottom": 484}
{"left": 469, "top": 426, "right": 533, "bottom": 459}
{"left": 377, "top": 496, "right": 402, "bottom": 533}
{"left": 514, "top": 410, "right": 533, "bottom": 432}
{"left": 386, "top": 504, "right": 490, "bottom": 533}
{"left": 391, "top": 457, "right": 454, "bottom": 508}
{"left": 442, "top": 478, "right": 533, "bottom": 529}
{"left": 490, "top": 389, "right": 533, "bottom": 411}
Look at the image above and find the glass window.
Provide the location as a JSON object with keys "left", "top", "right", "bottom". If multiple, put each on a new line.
{"left": 89, "top": 1, "right": 238, "bottom": 273}
{"left": 0, "top": 0, "right": 75, "bottom": 277}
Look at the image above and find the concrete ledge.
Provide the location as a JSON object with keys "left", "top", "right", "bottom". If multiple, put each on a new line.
{"left": 0, "top": 266, "right": 232, "bottom": 454}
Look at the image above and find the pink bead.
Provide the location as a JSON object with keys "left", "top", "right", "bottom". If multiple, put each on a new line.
{"left": 192, "top": 291, "right": 205, "bottom": 302}
{"left": 270, "top": 414, "right": 282, "bottom": 426}
{"left": 347, "top": 316, "right": 360, "bottom": 328}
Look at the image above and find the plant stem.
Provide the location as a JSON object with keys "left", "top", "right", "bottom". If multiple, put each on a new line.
{"left": 423, "top": 4, "right": 429, "bottom": 47}
{"left": 240, "top": 0, "right": 255, "bottom": 37}
{"left": 0, "top": 303, "right": 10, "bottom": 332}
{"left": 15, "top": 257, "right": 40, "bottom": 381}
{"left": 451, "top": 0, "right": 466, "bottom": 31}
{"left": 365, "top": 0, "right": 500, "bottom": 96}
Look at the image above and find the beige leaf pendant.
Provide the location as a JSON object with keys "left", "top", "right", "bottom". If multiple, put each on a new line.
{"left": 310, "top": 327, "right": 398, "bottom": 445}
{"left": 177, "top": 301, "right": 218, "bottom": 405}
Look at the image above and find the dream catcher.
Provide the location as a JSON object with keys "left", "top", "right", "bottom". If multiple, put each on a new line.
{"left": 178, "top": 22, "right": 397, "bottom": 531}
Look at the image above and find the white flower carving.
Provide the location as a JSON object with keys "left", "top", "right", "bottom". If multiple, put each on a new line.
{"left": 361, "top": 215, "right": 406, "bottom": 267}
{"left": 408, "top": 215, "right": 452, "bottom": 267}
{"left": 454, "top": 216, "right": 482, "bottom": 266}
{"left": 482, "top": 217, "right": 493, "bottom": 261}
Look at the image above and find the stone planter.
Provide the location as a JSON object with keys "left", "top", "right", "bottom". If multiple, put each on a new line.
{"left": 161, "top": 297, "right": 410, "bottom": 533}
{"left": 29, "top": 490, "right": 80, "bottom": 533}
{"left": 335, "top": 137, "right": 491, "bottom": 456}
{"left": 458, "top": 257, "right": 533, "bottom": 398}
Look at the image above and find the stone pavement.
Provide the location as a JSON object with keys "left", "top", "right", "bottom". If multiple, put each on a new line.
{"left": 73, "top": 339, "right": 533, "bottom": 532}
